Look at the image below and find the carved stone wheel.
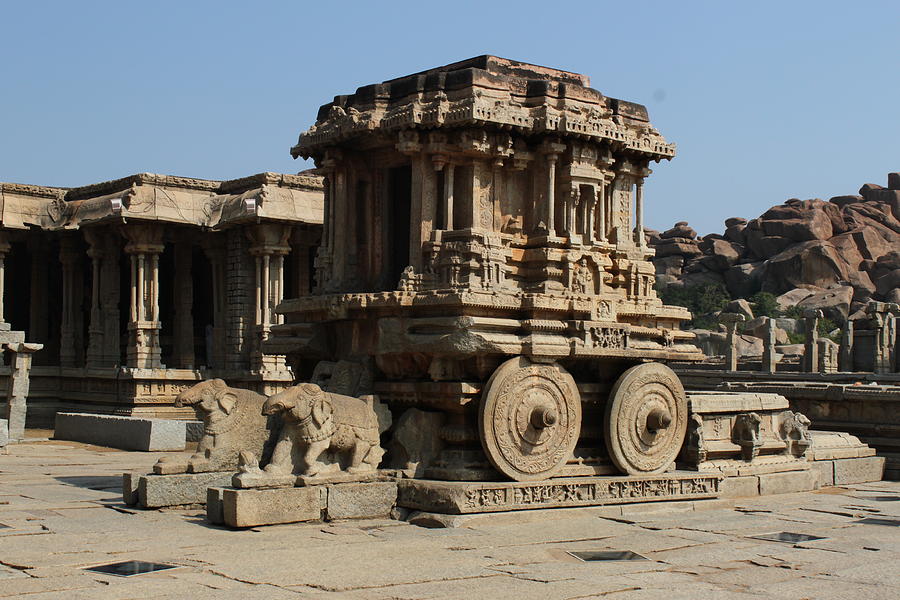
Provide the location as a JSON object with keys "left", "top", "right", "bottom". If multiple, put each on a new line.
{"left": 604, "top": 362, "right": 687, "bottom": 475}
{"left": 478, "top": 356, "right": 581, "bottom": 482}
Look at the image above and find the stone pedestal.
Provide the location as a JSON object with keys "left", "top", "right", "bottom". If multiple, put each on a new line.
{"left": 398, "top": 473, "right": 722, "bottom": 515}
{"left": 211, "top": 480, "right": 398, "bottom": 528}
{"left": 4, "top": 342, "right": 42, "bottom": 441}
{"left": 137, "top": 471, "right": 234, "bottom": 508}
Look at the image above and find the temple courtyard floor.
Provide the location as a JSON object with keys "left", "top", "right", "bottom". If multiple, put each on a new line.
{"left": 1, "top": 438, "right": 899, "bottom": 599}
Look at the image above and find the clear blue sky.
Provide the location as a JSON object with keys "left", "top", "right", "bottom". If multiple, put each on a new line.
{"left": 2, "top": 1, "right": 898, "bottom": 235}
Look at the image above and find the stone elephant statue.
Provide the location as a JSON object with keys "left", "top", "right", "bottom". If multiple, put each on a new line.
{"left": 262, "top": 383, "right": 386, "bottom": 477}
{"left": 153, "top": 379, "right": 279, "bottom": 474}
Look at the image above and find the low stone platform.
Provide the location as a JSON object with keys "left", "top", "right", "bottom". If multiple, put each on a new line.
{"left": 123, "top": 471, "right": 234, "bottom": 508}
{"left": 55, "top": 412, "right": 187, "bottom": 451}
{"left": 398, "top": 473, "right": 723, "bottom": 515}
{"left": 209, "top": 480, "right": 399, "bottom": 528}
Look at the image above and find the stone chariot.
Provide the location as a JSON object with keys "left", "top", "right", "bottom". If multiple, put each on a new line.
{"left": 267, "top": 56, "right": 704, "bottom": 485}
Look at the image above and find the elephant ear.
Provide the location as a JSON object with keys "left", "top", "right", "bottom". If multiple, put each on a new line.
{"left": 312, "top": 396, "right": 332, "bottom": 428}
{"left": 218, "top": 391, "right": 238, "bottom": 415}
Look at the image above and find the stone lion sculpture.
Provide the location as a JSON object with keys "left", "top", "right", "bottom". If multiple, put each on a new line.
{"left": 260, "top": 383, "right": 386, "bottom": 477}
{"left": 153, "top": 379, "right": 279, "bottom": 474}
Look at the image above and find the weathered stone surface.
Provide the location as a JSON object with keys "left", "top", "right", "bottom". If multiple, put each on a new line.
{"left": 397, "top": 474, "right": 722, "bottom": 514}
{"left": 222, "top": 486, "right": 322, "bottom": 528}
{"left": 55, "top": 412, "right": 186, "bottom": 451}
{"left": 326, "top": 481, "right": 397, "bottom": 520}
{"left": 654, "top": 239, "right": 702, "bottom": 258}
{"left": 832, "top": 456, "right": 885, "bottom": 485}
{"left": 0, "top": 418, "right": 7, "bottom": 449}
{"left": 874, "top": 268, "right": 900, "bottom": 299}
{"left": 698, "top": 239, "right": 741, "bottom": 271}
{"left": 764, "top": 241, "right": 847, "bottom": 293}
{"left": 724, "top": 299, "right": 754, "bottom": 320}
{"left": 809, "top": 461, "right": 834, "bottom": 487}
{"left": 775, "top": 289, "right": 816, "bottom": 313}
{"left": 719, "top": 475, "right": 759, "bottom": 498}
{"left": 387, "top": 408, "right": 444, "bottom": 477}
{"left": 888, "top": 172, "right": 900, "bottom": 190}
{"left": 661, "top": 222, "right": 697, "bottom": 240}
{"left": 206, "top": 487, "right": 225, "bottom": 524}
{"left": 138, "top": 471, "right": 234, "bottom": 508}
{"left": 122, "top": 471, "right": 141, "bottom": 506}
{"left": 757, "top": 469, "right": 818, "bottom": 496}
{"left": 744, "top": 317, "right": 790, "bottom": 345}
{"left": 797, "top": 285, "right": 854, "bottom": 324}
{"left": 724, "top": 261, "right": 766, "bottom": 298}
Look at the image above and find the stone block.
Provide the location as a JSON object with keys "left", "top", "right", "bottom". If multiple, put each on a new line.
{"left": 833, "top": 456, "right": 885, "bottom": 485}
{"left": 0, "top": 418, "right": 8, "bottom": 449}
{"left": 138, "top": 471, "right": 234, "bottom": 508}
{"left": 809, "top": 460, "right": 834, "bottom": 487}
{"left": 720, "top": 475, "right": 759, "bottom": 498}
{"left": 122, "top": 472, "right": 141, "bottom": 506}
{"left": 185, "top": 420, "right": 204, "bottom": 443}
{"left": 54, "top": 413, "right": 186, "bottom": 451}
{"left": 207, "top": 487, "right": 225, "bottom": 525}
{"left": 758, "top": 469, "right": 818, "bottom": 496}
{"left": 326, "top": 481, "right": 397, "bottom": 520}
{"left": 222, "top": 486, "right": 322, "bottom": 528}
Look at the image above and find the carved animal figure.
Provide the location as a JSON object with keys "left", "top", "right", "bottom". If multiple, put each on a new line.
{"left": 153, "top": 379, "right": 278, "bottom": 474}
{"left": 262, "top": 383, "right": 385, "bottom": 477}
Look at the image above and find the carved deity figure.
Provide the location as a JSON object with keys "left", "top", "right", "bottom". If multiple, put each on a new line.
{"left": 573, "top": 258, "right": 595, "bottom": 295}
{"left": 261, "top": 383, "right": 386, "bottom": 477}
{"left": 153, "top": 379, "right": 279, "bottom": 474}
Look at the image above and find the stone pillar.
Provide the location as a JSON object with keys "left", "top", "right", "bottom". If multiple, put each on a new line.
{"left": 59, "top": 235, "right": 85, "bottom": 368}
{"left": 803, "top": 309, "right": 822, "bottom": 373}
{"left": 839, "top": 320, "right": 854, "bottom": 372}
{"left": 545, "top": 154, "right": 557, "bottom": 236}
{"left": 4, "top": 342, "right": 42, "bottom": 441}
{"left": 721, "top": 313, "right": 745, "bottom": 371}
{"left": 0, "top": 232, "right": 9, "bottom": 325}
{"left": 85, "top": 229, "right": 122, "bottom": 369}
{"left": 247, "top": 224, "right": 292, "bottom": 372}
{"left": 444, "top": 163, "right": 455, "bottom": 230}
{"left": 123, "top": 224, "right": 164, "bottom": 369}
{"left": 173, "top": 235, "right": 194, "bottom": 369}
{"left": 762, "top": 316, "right": 777, "bottom": 373}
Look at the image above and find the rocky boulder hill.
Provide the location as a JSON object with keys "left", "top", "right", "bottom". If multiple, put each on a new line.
{"left": 650, "top": 172, "right": 900, "bottom": 327}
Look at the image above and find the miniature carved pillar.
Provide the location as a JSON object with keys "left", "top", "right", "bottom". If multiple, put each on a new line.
{"left": 565, "top": 186, "right": 579, "bottom": 239}
{"left": 0, "top": 232, "right": 9, "bottom": 324}
{"left": 721, "top": 313, "right": 745, "bottom": 371}
{"left": 595, "top": 183, "right": 607, "bottom": 242}
{"left": 59, "top": 235, "right": 85, "bottom": 368}
{"left": 802, "top": 310, "right": 822, "bottom": 373}
{"left": 247, "top": 224, "right": 292, "bottom": 371}
{"left": 839, "top": 320, "right": 854, "bottom": 372}
{"left": 586, "top": 184, "right": 598, "bottom": 245}
{"left": 545, "top": 154, "right": 557, "bottom": 236}
{"left": 173, "top": 235, "right": 194, "bottom": 369}
{"left": 444, "top": 163, "right": 455, "bottom": 230}
{"left": 123, "top": 224, "right": 164, "bottom": 369}
{"left": 635, "top": 177, "right": 645, "bottom": 247}
{"left": 491, "top": 159, "right": 504, "bottom": 232}
{"left": 3, "top": 342, "right": 42, "bottom": 441}
{"left": 762, "top": 316, "right": 777, "bottom": 373}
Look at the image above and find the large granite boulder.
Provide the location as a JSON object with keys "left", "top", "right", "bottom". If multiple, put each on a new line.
{"left": 797, "top": 286, "right": 854, "bottom": 325}
{"left": 763, "top": 241, "right": 847, "bottom": 294}
{"left": 660, "top": 221, "right": 697, "bottom": 240}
